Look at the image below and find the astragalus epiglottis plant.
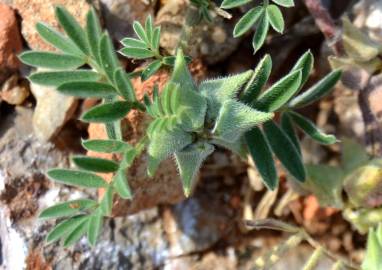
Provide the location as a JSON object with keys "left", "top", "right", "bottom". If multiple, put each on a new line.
{"left": 19, "top": 5, "right": 341, "bottom": 246}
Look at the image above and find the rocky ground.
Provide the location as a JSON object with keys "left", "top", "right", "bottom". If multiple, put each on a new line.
{"left": 0, "top": 0, "right": 381, "bottom": 269}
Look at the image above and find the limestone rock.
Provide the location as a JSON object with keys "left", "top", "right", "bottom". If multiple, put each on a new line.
{"left": 30, "top": 82, "right": 78, "bottom": 142}
{"left": 0, "top": 74, "right": 30, "bottom": 105}
{"left": 10, "top": 0, "right": 93, "bottom": 51}
{"left": 0, "top": 3, "right": 22, "bottom": 83}
{"left": 100, "top": 0, "right": 156, "bottom": 41}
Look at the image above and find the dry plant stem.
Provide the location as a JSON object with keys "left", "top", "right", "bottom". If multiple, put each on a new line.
{"left": 302, "top": 0, "right": 344, "bottom": 56}
{"left": 302, "top": 231, "right": 361, "bottom": 270}
{"left": 302, "top": 246, "right": 324, "bottom": 270}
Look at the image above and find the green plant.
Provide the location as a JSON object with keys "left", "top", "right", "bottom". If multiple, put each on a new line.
{"left": 19, "top": 4, "right": 341, "bottom": 247}
{"left": 362, "top": 223, "right": 382, "bottom": 270}
{"left": 221, "top": 0, "right": 295, "bottom": 52}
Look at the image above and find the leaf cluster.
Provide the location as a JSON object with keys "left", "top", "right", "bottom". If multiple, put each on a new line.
{"left": 244, "top": 51, "right": 341, "bottom": 189}
{"left": 221, "top": 0, "right": 295, "bottom": 53}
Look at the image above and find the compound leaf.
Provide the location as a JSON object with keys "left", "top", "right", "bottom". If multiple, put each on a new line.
{"left": 133, "top": 21, "right": 149, "bottom": 44}
{"left": 121, "top": 37, "right": 147, "bottom": 48}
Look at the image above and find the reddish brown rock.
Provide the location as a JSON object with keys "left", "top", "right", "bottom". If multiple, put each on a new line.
{"left": 10, "top": 0, "right": 92, "bottom": 51}
{"left": 88, "top": 61, "right": 207, "bottom": 216}
{"left": 0, "top": 3, "right": 22, "bottom": 83}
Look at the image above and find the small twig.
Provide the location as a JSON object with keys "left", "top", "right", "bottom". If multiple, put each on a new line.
{"left": 302, "top": 0, "right": 344, "bottom": 56}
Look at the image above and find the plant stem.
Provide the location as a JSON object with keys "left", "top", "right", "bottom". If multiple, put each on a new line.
{"left": 302, "top": 247, "right": 324, "bottom": 270}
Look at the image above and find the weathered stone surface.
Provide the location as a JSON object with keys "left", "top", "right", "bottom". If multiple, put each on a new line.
{"left": 100, "top": 0, "right": 156, "bottom": 41}
{"left": 30, "top": 82, "right": 78, "bottom": 142}
{"left": 156, "top": 0, "right": 240, "bottom": 64}
{"left": 0, "top": 74, "right": 30, "bottom": 105}
{"left": 0, "top": 3, "right": 22, "bottom": 83}
{"left": 10, "top": 0, "right": 93, "bottom": 51}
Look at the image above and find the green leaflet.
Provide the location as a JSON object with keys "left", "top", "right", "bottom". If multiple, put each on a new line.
{"left": 47, "top": 169, "right": 108, "bottom": 188}
{"left": 221, "top": 0, "right": 251, "bottom": 9}
{"left": 213, "top": 99, "right": 274, "bottom": 142}
{"left": 291, "top": 50, "right": 314, "bottom": 89}
{"left": 141, "top": 60, "right": 162, "bottom": 81}
{"left": 170, "top": 49, "right": 197, "bottom": 92}
{"left": 272, "top": 0, "right": 295, "bottom": 7}
{"left": 288, "top": 111, "right": 337, "bottom": 145}
{"left": 175, "top": 142, "right": 214, "bottom": 196}
{"left": 57, "top": 81, "right": 117, "bottom": 98}
{"left": 263, "top": 120, "right": 306, "bottom": 182}
{"left": 147, "top": 128, "right": 193, "bottom": 176}
{"left": 304, "top": 164, "right": 344, "bottom": 207}
{"left": 120, "top": 37, "right": 147, "bottom": 48}
{"left": 152, "top": 27, "right": 161, "bottom": 51}
{"left": 100, "top": 186, "right": 113, "bottom": 216}
{"left": 63, "top": 218, "right": 89, "bottom": 247}
{"left": 280, "top": 112, "right": 301, "bottom": 154}
{"left": 81, "top": 101, "right": 131, "bottom": 123}
{"left": 253, "top": 12, "right": 269, "bottom": 53}
{"left": 87, "top": 211, "right": 103, "bottom": 246}
{"left": 46, "top": 215, "right": 88, "bottom": 243}
{"left": 82, "top": 139, "right": 131, "bottom": 153}
{"left": 145, "top": 15, "right": 154, "bottom": 44}
{"left": 200, "top": 70, "right": 253, "bottom": 120}
{"left": 19, "top": 51, "right": 84, "bottom": 70}
{"left": 341, "top": 138, "right": 369, "bottom": 173}
{"left": 29, "top": 70, "right": 101, "bottom": 86}
{"left": 72, "top": 156, "right": 119, "bottom": 173}
{"left": 113, "top": 170, "right": 132, "bottom": 199}
{"left": 86, "top": 7, "right": 102, "bottom": 64}
{"left": 288, "top": 69, "right": 342, "bottom": 108}
{"left": 55, "top": 6, "right": 89, "bottom": 54}
{"left": 39, "top": 199, "right": 97, "bottom": 219}
{"left": 267, "top": 5, "right": 284, "bottom": 33}
{"left": 119, "top": 47, "right": 156, "bottom": 59}
{"left": 133, "top": 21, "right": 149, "bottom": 44}
{"left": 245, "top": 127, "right": 278, "bottom": 190}
{"left": 114, "top": 68, "right": 136, "bottom": 102}
{"left": 233, "top": 6, "right": 264, "bottom": 37}
{"left": 241, "top": 54, "right": 272, "bottom": 103}
{"left": 35, "top": 22, "right": 82, "bottom": 56}
{"left": 254, "top": 69, "right": 302, "bottom": 112}
{"left": 100, "top": 33, "right": 120, "bottom": 82}
{"left": 362, "top": 227, "right": 382, "bottom": 270}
